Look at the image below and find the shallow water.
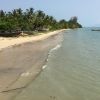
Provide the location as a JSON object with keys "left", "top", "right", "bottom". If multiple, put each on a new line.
{"left": 15, "top": 28, "right": 100, "bottom": 100}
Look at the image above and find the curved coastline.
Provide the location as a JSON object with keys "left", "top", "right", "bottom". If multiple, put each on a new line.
{"left": 0, "top": 30, "right": 66, "bottom": 51}
{"left": 0, "top": 29, "right": 66, "bottom": 100}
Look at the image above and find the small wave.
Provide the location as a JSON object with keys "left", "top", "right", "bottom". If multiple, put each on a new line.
{"left": 42, "top": 65, "right": 47, "bottom": 69}
{"left": 21, "top": 72, "right": 32, "bottom": 77}
{"left": 42, "top": 44, "right": 62, "bottom": 70}
{"left": 49, "top": 44, "right": 61, "bottom": 53}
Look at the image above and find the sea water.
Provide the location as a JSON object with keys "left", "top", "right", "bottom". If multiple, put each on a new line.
{"left": 15, "top": 28, "right": 100, "bottom": 100}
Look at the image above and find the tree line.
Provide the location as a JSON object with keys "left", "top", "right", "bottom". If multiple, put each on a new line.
{"left": 0, "top": 8, "right": 82, "bottom": 36}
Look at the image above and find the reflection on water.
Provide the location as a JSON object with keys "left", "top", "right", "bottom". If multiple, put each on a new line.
{"left": 15, "top": 28, "right": 100, "bottom": 100}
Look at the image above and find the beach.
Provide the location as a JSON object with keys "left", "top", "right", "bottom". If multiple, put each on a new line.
{"left": 0, "top": 29, "right": 66, "bottom": 100}
{"left": 13, "top": 28, "right": 100, "bottom": 100}
{"left": 0, "top": 30, "right": 66, "bottom": 50}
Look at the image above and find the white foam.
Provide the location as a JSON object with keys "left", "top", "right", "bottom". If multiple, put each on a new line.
{"left": 42, "top": 65, "right": 47, "bottom": 69}
{"left": 49, "top": 44, "right": 61, "bottom": 53}
{"left": 21, "top": 72, "right": 32, "bottom": 77}
{"left": 20, "top": 45, "right": 62, "bottom": 77}
{"left": 42, "top": 44, "right": 62, "bottom": 70}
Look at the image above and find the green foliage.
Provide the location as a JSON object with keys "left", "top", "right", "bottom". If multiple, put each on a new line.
{"left": 0, "top": 8, "right": 82, "bottom": 36}
{"left": 68, "top": 16, "right": 82, "bottom": 29}
{"left": 58, "top": 19, "right": 68, "bottom": 29}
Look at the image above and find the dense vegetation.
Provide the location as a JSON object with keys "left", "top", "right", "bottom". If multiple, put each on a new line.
{"left": 0, "top": 8, "right": 82, "bottom": 36}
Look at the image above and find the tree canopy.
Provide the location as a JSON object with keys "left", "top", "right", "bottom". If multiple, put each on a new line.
{"left": 0, "top": 8, "right": 82, "bottom": 36}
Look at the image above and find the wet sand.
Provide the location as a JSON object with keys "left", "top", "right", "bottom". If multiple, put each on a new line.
{"left": 0, "top": 29, "right": 66, "bottom": 100}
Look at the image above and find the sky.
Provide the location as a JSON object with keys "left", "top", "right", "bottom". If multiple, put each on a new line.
{"left": 0, "top": 0, "right": 100, "bottom": 27}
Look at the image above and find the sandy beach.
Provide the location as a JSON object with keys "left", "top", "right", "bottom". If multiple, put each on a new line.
{"left": 0, "top": 30, "right": 66, "bottom": 51}
{"left": 0, "top": 29, "right": 66, "bottom": 100}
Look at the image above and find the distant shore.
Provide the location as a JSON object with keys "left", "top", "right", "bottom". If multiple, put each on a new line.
{"left": 0, "top": 29, "right": 67, "bottom": 100}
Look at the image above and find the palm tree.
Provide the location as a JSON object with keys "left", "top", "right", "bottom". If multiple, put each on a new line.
{"left": 0, "top": 10, "right": 5, "bottom": 17}
{"left": 17, "top": 8, "right": 23, "bottom": 16}
{"left": 29, "top": 8, "right": 34, "bottom": 15}
{"left": 59, "top": 19, "right": 68, "bottom": 29}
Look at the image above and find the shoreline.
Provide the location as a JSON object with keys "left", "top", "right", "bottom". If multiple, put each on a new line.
{"left": 0, "top": 29, "right": 66, "bottom": 100}
{"left": 0, "top": 29, "right": 66, "bottom": 51}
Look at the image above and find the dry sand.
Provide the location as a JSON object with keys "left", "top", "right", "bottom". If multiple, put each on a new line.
{"left": 0, "top": 29, "right": 66, "bottom": 100}
{"left": 0, "top": 30, "right": 66, "bottom": 50}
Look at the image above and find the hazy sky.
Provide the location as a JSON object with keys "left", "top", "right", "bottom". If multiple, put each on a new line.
{"left": 0, "top": 0, "right": 100, "bottom": 26}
